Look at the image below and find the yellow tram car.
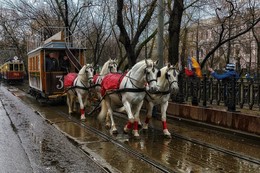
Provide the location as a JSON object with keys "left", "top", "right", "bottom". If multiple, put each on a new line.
{"left": 27, "top": 30, "right": 86, "bottom": 100}
{"left": 0, "top": 56, "right": 25, "bottom": 84}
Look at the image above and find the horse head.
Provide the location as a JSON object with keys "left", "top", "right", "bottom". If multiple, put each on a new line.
{"left": 108, "top": 58, "right": 118, "bottom": 73}
{"left": 144, "top": 59, "right": 160, "bottom": 93}
{"left": 163, "top": 63, "right": 179, "bottom": 93}
{"left": 83, "top": 63, "right": 94, "bottom": 85}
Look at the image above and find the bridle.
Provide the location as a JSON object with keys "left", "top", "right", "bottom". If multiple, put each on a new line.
{"left": 144, "top": 65, "right": 160, "bottom": 85}
{"left": 123, "top": 64, "right": 159, "bottom": 90}
{"left": 166, "top": 67, "right": 179, "bottom": 89}
{"left": 108, "top": 61, "right": 117, "bottom": 73}
{"left": 82, "top": 64, "right": 94, "bottom": 84}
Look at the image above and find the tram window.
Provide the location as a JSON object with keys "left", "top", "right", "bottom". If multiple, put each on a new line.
{"left": 14, "top": 64, "right": 19, "bottom": 71}
{"left": 19, "top": 64, "right": 23, "bottom": 71}
{"left": 9, "top": 64, "right": 13, "bottom": 71}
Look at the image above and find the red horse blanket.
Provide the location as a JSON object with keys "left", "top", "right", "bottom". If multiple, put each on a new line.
{"left": 101, "top": 73, "right": 125, "bottom": 96}
{"left": 93, "top": 74, "right": 99, "bottom": 84}
{"left": 64, "top": 73, "right": 77, "bottom": 88}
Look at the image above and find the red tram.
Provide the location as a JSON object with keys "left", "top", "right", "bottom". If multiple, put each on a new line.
{"left": 0, "top": 56, "right": 25, "bottom": 84}
{"left": 27, "top": 29, "right": 86, "bottom": 100}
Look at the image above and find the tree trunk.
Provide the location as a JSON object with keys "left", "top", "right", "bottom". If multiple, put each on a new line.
{"left": 116, "top": 0, "right": 157, "bottom": 68}
{"left": 168, "top": 0, "right": 184, "bottom": 65}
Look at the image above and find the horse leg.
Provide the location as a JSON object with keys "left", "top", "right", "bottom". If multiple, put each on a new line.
{"left": 66, "top": 93, "right": 73, "bottom": 115}
{"left": 123, "top": 101, "right": 134, "bottom": 134}
{"left": 73, "top": 97, "right": 77, "bottom": 112}
{"left": 98, "top": 100, "right": 107, "bottom": 121}
{"left": 105, "top": 98, "right": 118, "bottom": 134}
{"left": 143, "top": 102, "right": 153, "bottom": 130}
{"left": 161, "top": 101, "right": 171, "bottom": 138}
{"left": 77, "top": 95, "right": 86, "bottom": 120}
{"left": 105, "top": 112, "right": 111, "bottom": 129}
{"left": 131, "top": 101, "right": 143, "bottom": 139}
{"left": 83, "top": 95, "right": 89, "bottom": 113}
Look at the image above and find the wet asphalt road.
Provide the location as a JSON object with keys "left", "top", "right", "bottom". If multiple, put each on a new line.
{"left": 0, "top": 84, "right": 108, "bottom": 173}
{"left": 1, "top": 82, "right": 260, "bottom": 173}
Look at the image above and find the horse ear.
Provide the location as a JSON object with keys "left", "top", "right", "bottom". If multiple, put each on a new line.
{"left": 167, "top": 63, "right": 171, "bottom": 68}
{"left": 157, "top": 70, "right": 161, "bottom": 78}
{"left": 154, "top": 59, "right": 159, "bottom": 66}
{"left": 145, "top": 59, "right": 148, "bottom": 66}
{"left": 165, "top": 73, "right": 168, "bottom": 79}
{"left": 173, "top": 63, "right": 179, "bottom": 69}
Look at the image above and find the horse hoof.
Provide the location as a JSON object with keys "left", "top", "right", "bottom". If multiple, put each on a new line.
{"left": 123, "top": 128, "right": 129, "bottom": 134}
{"left": 105, "top": 124, "right": 111, "bottom": 129}
{"left": 164, "top": 134, "right": 172, "bottom": 139}
{"left": 142, "top": 124, "right": 149, "bottom": 130}
{"left": 112, "top": 129, "right": 118, "bottom": 134}
{"left": 81, "top": 116, "right": 86, "bottom": 120}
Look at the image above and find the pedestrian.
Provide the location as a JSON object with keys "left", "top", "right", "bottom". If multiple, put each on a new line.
{"left": 45, "top": 54, "right": 52, "bottom": 72}
{"left": 60, "top": 55, "right": 70, "bottom": 73}
{"left": 45, "top": 52, "right": 59, "bottom": 71}
{"left": 208, "top": 63, "right": 239, "bottom": 80}
{"left": 185, "top": 57, "right": 202, "bottom": 106}
{"left": 208, "top": 63, "right": 239, "bottom": 110}
{"left": 184, "top": 56, "right": 202, "bottom": 78}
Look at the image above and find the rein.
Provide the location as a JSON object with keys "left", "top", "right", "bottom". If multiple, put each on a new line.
{"left": 66, "top": 84, "right": 98, "bottom": 91}
{"left": 123, "top": 72, "right": 146, "bottom": 90}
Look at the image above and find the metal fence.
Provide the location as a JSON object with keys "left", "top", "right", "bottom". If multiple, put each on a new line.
{"left": 172, "top": 72, "right": 260, "bottom": 111}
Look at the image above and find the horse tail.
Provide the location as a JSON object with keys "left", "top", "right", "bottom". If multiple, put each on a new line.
{"left": 98, "top": 99, "right": 107, "bottom": 122}
{"left": 115, "top": 106, "right": 125, "bottom": 113}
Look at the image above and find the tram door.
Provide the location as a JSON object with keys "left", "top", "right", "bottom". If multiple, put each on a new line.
{"left": 45, "top": 72, "right": 65, "bottom": 95}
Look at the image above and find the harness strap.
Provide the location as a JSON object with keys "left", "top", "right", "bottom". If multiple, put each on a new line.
{"left": 66, "top": 84, "right": 97, "bottom": 91}
{"left": 104, "top": 88, "right": 145, "bottom": 97}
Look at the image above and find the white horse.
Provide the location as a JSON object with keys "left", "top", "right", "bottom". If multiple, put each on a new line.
{"left": 66, "top": 64, "right": 95, "bottom": 120}
{"left": 94, "top": 58, "right": 118, "bottom": 100}
{"left": 143, "top": 63, "right": 179, "bottom": 138}
{"left": 98, "top": 59, "right": 160, "bottom": 139}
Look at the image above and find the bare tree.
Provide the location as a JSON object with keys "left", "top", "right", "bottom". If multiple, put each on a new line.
{"left": 80, "top": 1, "right": 112, "bottom": 66}
{"left": 167, "top": 0, "right": 200, "bottom": 65}
{"left": 116, "top": 0, "right": 157, "bottom": 67}
{"left": 200, "top": 0, "right": 260, "bottom": 69}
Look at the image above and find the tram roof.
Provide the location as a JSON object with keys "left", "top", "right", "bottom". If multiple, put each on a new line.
{"left": 27, "top": 29, "right": 87, "bottom": 55}
{"left": 4, "top": 56, "right": 23, "bottom": 63}
{"left": 27, "top": 41, "right": 86, "bottom": 55}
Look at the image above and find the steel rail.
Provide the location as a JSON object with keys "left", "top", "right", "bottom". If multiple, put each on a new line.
{"left": 57, "top": 111, "right": 174, "bottom": 173}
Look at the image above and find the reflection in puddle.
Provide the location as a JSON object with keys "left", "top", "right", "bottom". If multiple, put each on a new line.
{"left": 13, "top": 86, "right": 260, "bottom": 173}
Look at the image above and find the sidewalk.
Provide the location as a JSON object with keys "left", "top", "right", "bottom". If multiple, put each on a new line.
{"left": 0, "top": 85, "right": 107, "bottom": 173}
{"left": 167, "top": 101, "right": 260, "bottom": 137}
{"left": 0, "top": 99, "right": 33, "bottom": 172}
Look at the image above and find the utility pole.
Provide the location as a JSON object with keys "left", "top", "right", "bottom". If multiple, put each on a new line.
{"left": 157, "top": 0, "right": 164, "bottom": 68}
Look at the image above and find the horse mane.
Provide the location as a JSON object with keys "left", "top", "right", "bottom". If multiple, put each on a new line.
{"left": 100, "top": 60, "right": 109, "bottom": 75}
{"left": 130, "top": 59, "right": 153, "bottom": 73}
{"left": 78, "top": 65, "right": 87, "bottom": 75}
{"left": 78, "top": 64, "right": 92, "bottom": 75}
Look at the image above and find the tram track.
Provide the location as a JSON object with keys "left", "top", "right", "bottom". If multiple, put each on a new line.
{"left": 10, "top": 84, "right": 260, "bottom": 172}
{"left": 113, "top": 112, "right": 260, "bottom": 165}
{"left": 55, "top": 110, "right": 174, "bottom": 173}
{"left": 7, "top": 83, "right": 172, "bottom": 172}
{"left": 51, "top": 106, "right": 260, "bottom": 172}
